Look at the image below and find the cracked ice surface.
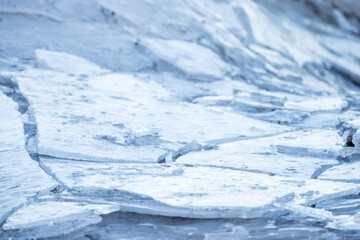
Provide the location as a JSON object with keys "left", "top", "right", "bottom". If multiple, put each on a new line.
{"left": 1, "top": 0, "right": 360, "bottom": 239}
{"left": 0, "top": 93, "right": 56, "bottom": 223}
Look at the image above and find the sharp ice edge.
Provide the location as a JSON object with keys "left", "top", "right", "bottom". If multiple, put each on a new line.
{"left": 311, "top": 164, "right": 338, "bottom": 179}
{"left": 1, "top": 201, "right": 107, "bottom": 239}
{"left": 0, "top": 187, "right": 55, "bottom": 226}
{"left": 204, "top": 129, "right": 295, "bottom": 146}
{"left": 0, "top": 75, "right": 66, "bottom": 190}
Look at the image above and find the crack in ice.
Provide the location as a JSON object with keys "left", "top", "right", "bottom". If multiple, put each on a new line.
{"left": 0, "top": 75, "right": 66, "bottom": 191}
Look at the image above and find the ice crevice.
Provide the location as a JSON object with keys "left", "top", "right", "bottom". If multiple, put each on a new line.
{"left": 0, "top": 186, "right": 54, "bottom": 227}
{"left": 0, "top": 75, "right": 66, "bottom": 191}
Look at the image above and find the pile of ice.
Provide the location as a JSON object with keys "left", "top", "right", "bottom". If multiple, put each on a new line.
{"left": 1, "top": 0, "right": 360, "bottom": 239}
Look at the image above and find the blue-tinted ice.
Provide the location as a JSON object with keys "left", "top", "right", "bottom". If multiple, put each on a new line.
{"left": 1, "top": 0, "right": 360, "bottom": 239}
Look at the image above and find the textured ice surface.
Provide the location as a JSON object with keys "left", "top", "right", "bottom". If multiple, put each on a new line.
{"left": 1, "top": 0, "right": 360, "bottom": 239}
{"left": 319, "top": 162, "right": 360, "bottom": 182}
{"left": 178, "top": 129, "right": 342, "bottom": 178}
{"left": 143, "top": 38, "right": 232, "bottom": 81}
{"left": 0, "top": 93, "right": 56, "bottom": 223}
{"left": 2, "top": 201, "right": 119, "bottom": 238}
{"left": 5, "top": 50, "right": 286, "bottom": 163}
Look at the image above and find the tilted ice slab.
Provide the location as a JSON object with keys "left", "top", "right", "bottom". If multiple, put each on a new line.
{"left": 39, "top": 156, "right": 360, "bottom": 219}
{"left": 177, "top": 129, "right": 342, "bottom": 178}
{"left": 284, "top": 97, "right": 348, "bottom": 112}
{"left": 2, "top": 200, "right": 120, "bottom": 238}
{"left": 35, "top": 49, "right": 107, "bottom": 76}
{"left": 327, "top": 213, "right": 360, "bottom": 230}
{"left": 0, "top": 93, "right": 56, "bottom": 223}
{"left": 319, "top": 162, "right": 360, "bottom": 183}
{"left": 4, "top": 49, "right": 287, "bottom": 163}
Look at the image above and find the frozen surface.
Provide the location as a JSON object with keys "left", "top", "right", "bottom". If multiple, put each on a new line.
{"left": 1, "top": 0, "right": 360, "bottom": 239}
{"left": 0, "top": 93, "right": 56, "bottom": 223}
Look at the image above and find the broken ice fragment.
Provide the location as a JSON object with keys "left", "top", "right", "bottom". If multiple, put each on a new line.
{"left": 174, "top": 140, "right": 203, "bottom": 157}
{"left": 36, "top": 49, "right": 107, "bottom": 75}
{"left": 318, "top": 162, "right": 360, "bottom": 183}
{"left": 177, "top": 129, "right": 341, "bottom": 179}
{"left": 3, "top": 201, "right": 119, "bottom": 238}
{"left": 143, "top": 38, "right": 232, "bottom": 81}
{"left": 284, "top": 97, "right": 347, "bottom": 112}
